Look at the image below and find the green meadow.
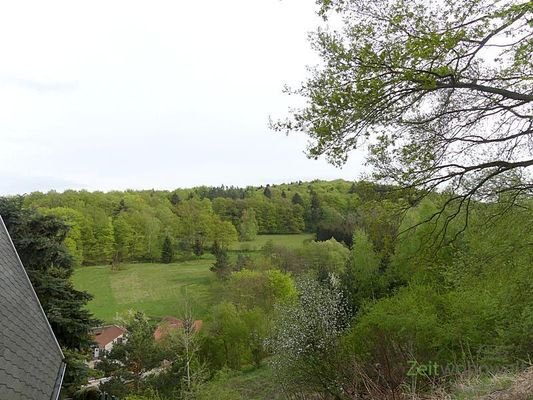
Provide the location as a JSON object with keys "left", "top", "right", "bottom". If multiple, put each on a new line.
{"left": 229, "top": 233, "right": 314, "bottom": 251}
{"left": 73, "top": 234, "right": 312, "bottom": 322}
{"left": 72, "top": 259, "right": 215, "bottom": 323}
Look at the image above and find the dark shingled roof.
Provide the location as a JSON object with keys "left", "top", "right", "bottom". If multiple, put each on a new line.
{"left": 0, "top": 216, "right": 65, "bottom": 400}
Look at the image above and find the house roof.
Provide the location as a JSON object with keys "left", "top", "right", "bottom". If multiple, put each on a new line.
{"left": 154, "top": 316, "right": 203, "bottom": 341}
{"left": 93, "top": 325, "right": 126, "bottom": 347}
{"left": 0, "top": 216, "right": 65, "bottom": 400}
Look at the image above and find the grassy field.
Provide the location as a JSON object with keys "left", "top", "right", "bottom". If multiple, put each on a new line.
{"left": 73, "top": 234, "right": 312, "bottom": 323}
{"left": 198, "top": 363, "right": 283, "bottom": 400}
{"left": 229, "top": 233, "right": 314, "bottom": 251}
{"left": 72, "top": 259, "right": 215, "bottom": 323}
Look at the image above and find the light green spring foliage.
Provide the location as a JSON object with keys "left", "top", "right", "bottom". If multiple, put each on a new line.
{"left": 345, "top": 284, "right": 449, "bottom": 360}
{"left": 239, "top": 209, "right": 258, "bottom": 241}
{"left": 343, "top": 229, "right": 385, "bottom": 309}
{"left": 225, "top": 269, "right": 297, "bottom": 311}
{"left": 41, "top": 207, "right": 86, "bottom": 266}
{"left": 343, "top": 200, "right": 533, "bottom": 370}
{"left": 24, "top": 181, "right": 350, "bottom": 265}
{"left": 275, "top": 0, "right": 532, "bottom": 207}
{"left": 206, "top": 302, "right": 249, "bottom": 369}
{"left": 301, "top": 238, "right": 350, "bottom": 278}
{"left": 206, "top": 269, "right": 297, "bottom": 369}
{"left": 113, "top": 213, "right": 134, "bottom": 262}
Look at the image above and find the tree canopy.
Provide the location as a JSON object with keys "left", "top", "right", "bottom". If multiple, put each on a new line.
{"left": 274, "top": 0, "right": 532, "bottom": 219}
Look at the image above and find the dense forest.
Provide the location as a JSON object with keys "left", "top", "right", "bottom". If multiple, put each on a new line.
{"left": 5, "top": 179, "right": 532, "bottom": 399}
{"left": 21, "top": 180, "right": 389, "bottom": 266}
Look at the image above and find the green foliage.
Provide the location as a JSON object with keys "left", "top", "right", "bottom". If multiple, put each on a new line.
{"left": 16, "top": 182, "right": 532, "bottom": 399}
{"left": 300, "top": 238, "right": 350, "bottom": 280}
{"left": 20, "top": 180, "right": 380, "bottom": 264}
{"left": 195, "top": 368, "right": 242, "bottom": 400}
{"left": 342, "top": 229, "right": 386, "bottom": 311}
{"left": 204, "top": 302, "right": 249, "bottom": 369}
{"left": 238, "top": 209, "right": 258, "bottom": 241}
{"left": 263, "top": 186, "right": 272, "bottom": 199}
{"left": 291, "top": 192, "right": 304, "bottom": 206}
{"left": 225, "top": 269, "right": 296, "bottom": 311}
{"left": 89, "top": 212, "right": 115, "bottom": 264}
{"left": 113, "top": 214, "right": 134, "bottom": 263}
{"left": 62, "top": 349, "right": 92, "bottom": 397}
{"left": 210, "top": 241, "right": 232, "bottom": 279}
{"left": 0, "top": 197, "right": 97, "bottom": 395}
{"left": 161, "top": 235, "right": 173, "bottom": 264}
{"left": 241, "top": 308, "right": 269, "bottom": 368}
{"left": 210, "top": 218, "right": 238, "bottom": 248}
{"left": 267, "top": 275, "right": 349, "bottom": 398}
{"left": 275, "top": 0, "right": 532, "bottom": 228}
{"left": 158, "top": 308, "right": 206, "bottom": 397}
{"left": 41, "top": 207, "right": 86, "bottom": 266}
{"left": 108, "top": 311, "right": 163, "bottom": 385}
{"left": 336, "top": 200, "right": 533, "bottom": 396}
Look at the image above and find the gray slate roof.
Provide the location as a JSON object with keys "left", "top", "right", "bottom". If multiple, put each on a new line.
{"left": 0, "top": 216, "right": 65, "bottom": 400}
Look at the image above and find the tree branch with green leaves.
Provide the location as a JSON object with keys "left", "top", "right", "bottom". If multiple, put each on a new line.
{"left": 273, "top": 0, "right": 532, "bottom": 237}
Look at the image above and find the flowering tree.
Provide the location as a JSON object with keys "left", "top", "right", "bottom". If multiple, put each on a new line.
{"left": 267, "top": 274, "right": 349, "bottom": 398}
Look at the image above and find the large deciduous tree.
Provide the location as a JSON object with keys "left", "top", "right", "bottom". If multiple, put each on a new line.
{"left": 274, "top": 0, "right": 532, "bottom": 222}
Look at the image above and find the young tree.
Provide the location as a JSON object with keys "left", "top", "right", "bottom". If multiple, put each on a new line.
{"left": 113, "top": 214, "right": 134, "bottom": 264}
{"left": 161, "top": 302, "right": 206, "bottom": 397}
{"left": 291, "top": 192, "right": 304, "bottom": 206}
{"left": 308, "top": 191, "right": 322, "bottom": 230}
{"left": 210, "top": 219, "right": 238, "bottom": 248}
{"left": 225, "top": 269, "right": 297, "bottom": 311}
{"left": 108, "top": 311, "right": 163, "bottom": 389}
{"left": 169, "top": 191, "right": 181, "bottom": 206}
{"left": 238, "top": 209, "right": 258, "bottom": 241}
{"left": 210, "top": 241, "right": 231, "bottom": 279}
{"left": 161, "top": 235, "right": 174, "bottom": 264}
{"left": 42, "top": 207, "right": 86, "bottom": 266}
{"left": 274, "top": 0, "right": 532, "bottom": 224}
{"left": 193, "top": 236, "right": 205, "bottom": 256}
{"left": 176, "top": 199, "right": 214, "bottom": 255}
{"left": 143, "top": 213, "right": 161, "bottom": 262}
{"left": 263, "top": 185, "right": 273, "bottom": 199}
{"left": 342, "top": 230, "right": 385, "bottom": 312}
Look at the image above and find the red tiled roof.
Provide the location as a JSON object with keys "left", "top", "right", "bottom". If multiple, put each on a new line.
{"left": 154, "top": 316, "right": 202, "bottom": 341}
{"left": 93, "top": 325, "right": 125, "bottom": 347}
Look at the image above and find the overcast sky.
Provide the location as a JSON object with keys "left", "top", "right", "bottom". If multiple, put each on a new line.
{"left": 0, "top": 0, "right": 365, "bottom": 195}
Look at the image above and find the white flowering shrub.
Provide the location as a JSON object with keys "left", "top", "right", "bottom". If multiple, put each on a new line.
{"left": 266, "top": 274, "right": 350, "bottom": 398}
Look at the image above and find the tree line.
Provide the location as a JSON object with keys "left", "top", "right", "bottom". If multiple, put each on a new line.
{"left": 19, "top": 180, "right": 400, "bottom": 266}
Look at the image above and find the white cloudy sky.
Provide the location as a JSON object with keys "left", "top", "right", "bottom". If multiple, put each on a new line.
{"left": 0, "top": 0, "right": 365, "bottom": 195}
